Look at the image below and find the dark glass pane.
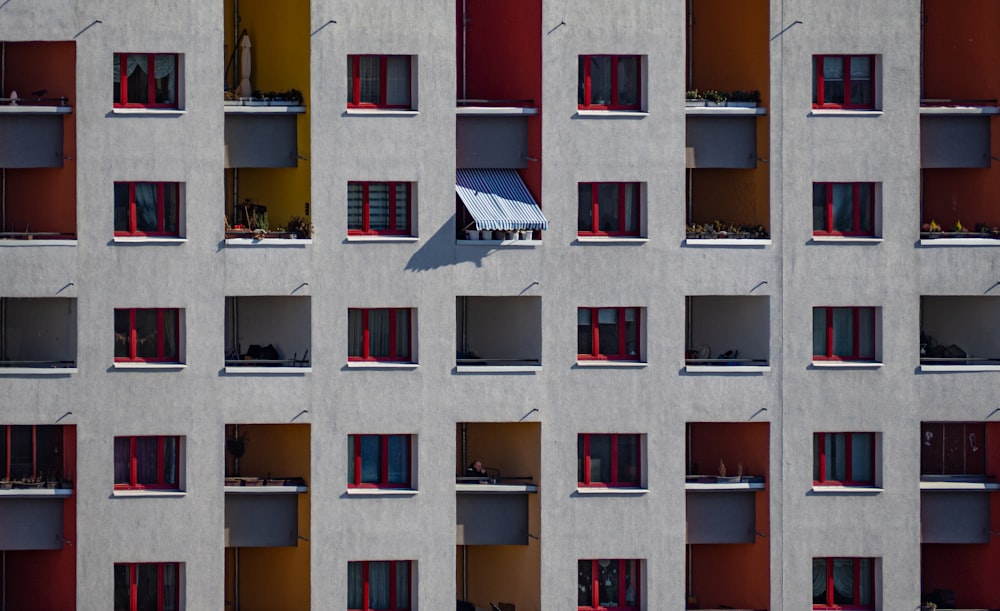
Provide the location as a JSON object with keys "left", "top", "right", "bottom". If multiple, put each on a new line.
{"left": 831, "top": 308, "right": 855, "bottom": 358}
{"left": 163, "top": 184, "right": 179, "bottom": 235}
{"left": 589, "top": 435, "right": 612, "bottom": 483}
{"left": 623, "top": 559, "right": 637, "bottom": 607}
{"left": 616, "top": 435, "right": 639, "bottom": 484}
{"left": 136, "top": 563, "right": 158, "bottom": 611}
{"left": 394, "top": 309, "right": 410, "bottom": 360}
{"left": 617, "top": 56, "right": 639, "bottom": 106}
{"left": 0, "top": 428, "right": 5, "bottom": 479}
{"left": 813, "top": 434, "right": 822, "bottom": 481}
{"left": 114, "top": 437, "right": 131, "bottom": 485}
{"left": 858, "top": 558, "right": 873, "bottom": 606}
{"left": 822, "top": 56, "right": 844, "bottom": 104}
{"left": 135, "top": 183, "right": 159, "bottom": 233}
{"left": 624, "top": 308, "right": 639, "bottom": 358}
{"left": 347, "top": 183, "right": 364, "bottom": 231}
{"left": 812, "top": 308, "right": 827, "bottom": 357}
{"left": 162, "top": 310, "right": 178, "bottom": 360}
{"left": 812, "top": 183, "right": 827, "bottom": 231}
{"left": 395, "top": 561, "right": 410, "bottom": 609}
{"left": 163, "top": 437, "right": 178, "bottom": 485}
{"left": 623, "top": 183, "right": 639, "bottom": 233}
{"left": 35, "top": 425, "right": 62, "bottom": 475}
{"left": 359, "top": 56, "right": 381, "bottom": 105}
{"left": 9, "top": 426, "right": 32, "bottom": 480}
{"left": 857, "top": 185, "right": 873, "bottom": 234}
{"left": 394, "top": 183, "right": 409, "bottom": 232}
{"left": 368, "top": 309, "right": 390, "bottom": 358}
{"left": 851, "top": 433, "right": 873, "bottom": 483}
{"left": 597, "top": 308, "right": 620, "bottom": 356}
{"left": 360, "top": 436, "right": 381, "bottom": 483}
{"left": 348, "top": 436, "right": 356, "bottom": 483}
{"left": 163, "top": 564, "right": 178, "bottom": 611}
{"left": 831, "top": 184, "right": 853, "bottom": 233}
{"left": 857, "top": 308, "right": 874, "bottom": 358}
{"left": 114, "top": 564, "right": 131, "bottom": 611}
{"left": 589, "top": 56, "right": 612, "bottom": 106}
{"left": 152, "top": 55, "right": 175, "bottom": 104}
{"left": 347, "top": 57, "right": 354, "bottom": 103}
{"left": 369, "top": 561, "right": 391, "bottom": 609}
{"left": 348, "top": 562, "right": 364, "bottom": 609}
{"left": 387, "top": 435, "right": 409, "bottom": 484}
{"left": 964, "top": 423, "right": 987, "bottom": 475}
{"left": 832, "top": 558, "right": 854, "bottom": 604}
{"left": 368, "top": 183, "right": 390, "bottom": 231}
{"left": 827, "top": 434, "right": 847, "bottom": 482}
{"left": 126, "top": 54, "right": 150, "bottom": 105}
{"left": 113, "top": 55, "right": 122, "bottom": 105}
{"left": 136, "top": 437, "right": 158, "bottom": 485}
{"left": 134, "top": 310, "right": 160, "bottom": 359}
{"left": 385, "top": 56, "right": 410, "bottom": 106}
{"left": 850, "top": 56, "right": 872, "bottom": 106}
{"left": 578, "top": 184, "right": 594, "bottom": 232}
{"left": 577, "top": 436, "right": 586, "bottom": 482}
{"left": 348, "top": 309, "right": 364, "bottom": 357}
{"left": 577, "top": 57, "right": 586, "bottom": 106}
{"left": 578, "top": 309, "right": 593, "bottom": 355}
{"left": 812, "top": 559, "right": 828, "bottom": 604}
{"left": 597, "top": 560, "right": 620, "bottom": 606}
{"left": 920, "top": 422, "right": 944, "bottom": 476}
{"left": 114, "top": 183, "right": 131, "bottom": 232}
{"left": 578, "top": 560, "right": 593, "bottom": 606}
{"left": 115, "top": 310, "right": 131, "bottom": 358}
{"left": 596, "top": 184, "right": 620, "bottom": 232}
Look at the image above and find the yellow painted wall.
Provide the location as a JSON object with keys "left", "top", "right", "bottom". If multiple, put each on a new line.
{"left": 224, "top": 0, "right": 311, "bottom": 230}
{"left": 225, "top": 424, "right": 310, "bottom": 611}
{"left": 689, "top": 0, "right": 770, "bottom": 229}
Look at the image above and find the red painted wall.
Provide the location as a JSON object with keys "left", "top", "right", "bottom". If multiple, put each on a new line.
{"left": 4, "top": 426, "right": 76, "bottom": 611}
{"left": 3, "top": 42, "right": 76, "bottom": 236}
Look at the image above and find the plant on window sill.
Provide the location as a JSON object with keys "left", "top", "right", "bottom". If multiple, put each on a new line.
{"left": 920, "top": 219, "right": 1000, "bottom": 239}
{"left": 224, "top": 87, "right": 303, "bottom": 106}
{"left": 686, "top": 221, "right": 769, "bottom": 240}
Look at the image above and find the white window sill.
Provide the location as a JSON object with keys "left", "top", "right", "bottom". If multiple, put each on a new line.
{"left": 0, "top": 488, "right": 73, "bottom": 497}
{"left": 456, "top": 239, "right": 540, "bottom": 247}
{"left": 810, "top": 236, "right": 883, "bottom": 244}
{"left": 685, "top": 106, "right": 767, "bottom": 116}
{"left": 683, "top": 238, "right": 771, "bottom": 247}
{"left": 345, "top": 488, "right": 418, "bottom": 497}
{"left": 919, "top": 481, "right": 1000, "bottom": 491}
{"left": 113, "top": 237, "right": 186, "bottom": 245}
{"left": 0, "top": 105, "right": 72, "bottom": 115}
{"left": 224, "top": 104, "right": 306, "bottom": 114}
{"left": 224, "top": 238, "right": 311, "bottom": 247}
{"left": 810, "top": 361, "right": 883, "bottom": 370}
{"left": 685, "top": 482, "right": 766, "bottom": 491}
{"left": 919, "top": 105, "right": 1000, "bottom": 115}
{"left": 112, "top": 363, "right": 187, "bottom": 370}
{"left": 224, "top": 485, "right": 308, "bottom": 494}
{"left": 575, "top": 237, "right": 648, "bottom": 245}
{"left": 346, "top": 235, "right": 419, "bottom": 243}
{"left": 223, "top": 366, "right": 312, "bottom": 375}
{"left": 112, "top": 490, "right": 186, "bottom": 498}
{"left": 808, "top": 109, "right": 883, "bottom": 117}
{"left": 684, "top": 365, "right": 770, "bottom": 374}
{"left": 575, "top": 110, "right": 649, "bottom": 118}
{"left": 919, "top": 238, "right": 1000, "bottom": 247}
{"left": 574, "top": 360, "right": 648, "bottom": 368}
{"left": 456, "top": 106, "right": 538, "bottom": 117}
{"left": 0, "top": 239, "right": 76, "bottom": 247}
{"left": 0, "top": 367, "right": 77, "bottom": 375}
{"left": 574, "top": 487, "right": 649, "bottom": 496}
{"left": 810, "top": 485, "right": 882, "bottom": 494}
{"left": 345, "top": 109, "right": 418, "bottom": 117}
{"left": 346, "top": 362, "right": 418, "bottom": 370}
{"left": 919, "top": 364, "right": 1000, "bottom": 373}
{"left": 111, "top": 108, "right": 186, "bottom": 116}
{"left": 456, "top": 483, "right": 538, "bottom": 494}
{"left": 456, "top": 365, "right": 542, "bottom": 373}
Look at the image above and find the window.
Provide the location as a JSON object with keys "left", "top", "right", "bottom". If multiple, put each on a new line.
{"left": 348, "top": 308, "right": 412, "bottom": 362}
{"left": 113, "top": 53, "right": 178, "bottom": 108}
{"left": 812, "top": 558, "right": 874, "bottom": 610}
{"left": 578, "top": 559, "right": 639, "bottom": 610}
{"left": 813, "top": 432, "right": 875, "bottom": 486}
{"left": 114, "top": 562, "right": 179, "bottom": 611}
{"left": 348, "top": 434, "right": 411, "bottom": 488}
{"left": 115, "top": 183, "right": 180, "bottom": 237}
{"left": 578, "top": 307, "right": 640, "bottom": 361}
{"left": 114, "top": 308, "right": 180, "bottom": 363}
{"left": 578, "top": 434, "right": 641, "bottom": 487}
{"left": 578, "top": 55, "right": 641, "bottom": 110}
{"left": 921, "top": 422, "right": 986, "bottom": 477}
{"left": 347, "top": 55, "right": 412, "bottom": 109}
{"left": 812, "top": 183, "right": 874, "bottom": 237}
{"left": 348, "top": 561, "right": 410, "bottom": 611}
{"left": 813, "top": 55, "right": 875, "bottom": 110}
{"left": 1, "top": 425, "right": 64, "bottom": 482}
{"left": 812, "top": 307, "right": 876, "bottom": 361}
{"left": 578, "top": 183, "right": 640, "bottom": 236}
{"left": 114, "top": 436, "right": 179, "bottom": 490}
{"left": 348, "top": 182, "right": 412, "bottom": 236}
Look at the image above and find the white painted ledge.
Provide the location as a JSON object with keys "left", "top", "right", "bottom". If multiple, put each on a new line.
{"left": 919, "top": 481, "right": 1000, "bottom": 491}
{"left": 456, "top": 106, "right": 538, "bottom": 116}
{"left": 575, "top": 361, "right": 648, "bottom": 368}
{"left": 112, "top": 363, "right": 187, "bottom": 370}
{"left": 685, "top": 483, "right": 766, "bottom": 491}
{"left": 345, "top": 109, "right": 418, "bottom": 116}
{"left": 0, "top": 368, "right": 77, "bottom": 375}
{"left": 575, "top": 487, "right": 648, "bottom": 496}
{"left": 575, "top": 237, "right": 649, "bottom": 245}
{"left": 685, "top": 365, "right": 770, "bottom": 373}
{"left": 920, "top": 105, "right": 1000, "bottom": 115}
{"left": 112, "top": 490, "right": 186, "bottom": 498}
{"left": 224, "top": 105, "right": 305, "bottom": 114}
{"left": 0, "top": 488, "right": 73, "bottom": 497}
{"left": 810, "top": 361, "right": 883, "bottom": 370}
{"left": 223, "top": 366, "right": 312, "bottom": 375}
{"left": 224, "top": 238, "right": 311, "bottom": 247}
{"left": 455, "top": 365, "right": 542, "bottom": 373}
{"left": 808, "top": 110, "right": 883, "bottom": 117}
{"left": 113, "top": 237, "right": 186, "bottom": 244}
{"left": 456, "top": 484, "right": 538, "bottom": 494}
{"left": 224, "top": 485, "right": 308, "bottom": 494}
{"left": 919, "top": 238, "right": 1000, "bottom": 247}
{"left": 685, "top": 106, "right": 767, "bottom": 116}
{"left": 811, "top": 486, "right": 883, "bottom": 494}
{"left": 345, "top": 488, "right": 418, "bottom": 497}
{"left": 683, "top": 238, "right": 771, "bottom": 247}
{"left": 0, "top": 105, "right": 72, "bottom": 114}
{"left": 347, "top": 236, "right": 419, "bottom": 243}
{"left": 346, "top": 362, "right": 418, "bottom": 370}
{"left": 0, "top": 240, "right": 76, "bottom": 247}
{"left": 810, "top": 236, "right": 883, "bottom": 244}
{"left": 575, "top": 110, "right": 649, "bottom": 118}
{"left": 111, "top": 108, "right": 185, "bottom": 116}
{"left": 919, "top": 364, "right": 1000, "bottom": 373}
{"left": 456, "top": 239, "right": 540, "bottom": 247}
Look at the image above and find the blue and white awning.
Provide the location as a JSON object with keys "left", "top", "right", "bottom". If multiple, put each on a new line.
{"left": 455, "top": 169, "right": 548, "bottom": 231}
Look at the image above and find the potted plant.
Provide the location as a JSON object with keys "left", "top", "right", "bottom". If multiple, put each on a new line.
{"left": 922, "top": 220, "right": 942, "bottom": 238}
{"left": 703, "top": 90, "right": 727, "bottom": 107}
{"left": 286, "top": 216, "right": 313, "bottom": 239}
{"left": 685, "top": 90, "right": 706, "bottom": 107}
{"left": 727, "top": 89, "right": 761, "bottom": 108}
{"left": 952, "top": 219, "right": 968, "bottom": 235}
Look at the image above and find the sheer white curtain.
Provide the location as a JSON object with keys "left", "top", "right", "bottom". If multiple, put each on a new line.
{"left": 370, "top": 310, "right": 390, "bottom": 358}
{"left": 368, "top": 562, "right": 391, "bottom": 609}
{"left": 832, "top": 558, "right": 854, "bottom": 603}
{"left": 385, "top": 56, "right": 410, "bottom": 106}
{"left": 113, "top": 54, "right": 176, "bottom": 103}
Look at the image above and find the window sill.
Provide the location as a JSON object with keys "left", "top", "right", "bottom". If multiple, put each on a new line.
{"left": 808, "top": 109, "right": 883, "bottom": 117}
{"left": 112, "top": 490, "right": 186, "bottom": 498}
{"left": 685, "top": 482, "right": 766, "bottom": 491}
{"left": 111, "top": 108, "right": 186, "bottom": 116}
{"left": 574, "top": 360, "right": 647, "bottom": 368}
{"left": 346, "top": 362, "right": 418, "bottom": 370}
{"left": 456, "top": 106, "right": 538, "bottom": 117}
{"left": 456, "top": 239, "right": 541, "bottom": 247}
{"left": 0, "top": 239, "right": 76, "bottom": 247}
{"left": 810, "top": 485, "right": 882, "bottom": 494}
{"left": 0, "top": 488, "right": 73, "bottom": 497}
{"left": 113, "top": 237, "right": 186, "bottom": 245}
{"left": 919, "top": 481, "right": 1000, "bottom": 491}
{"left": 684, "top": 365, "right": 770, "bottom": 374}
{"left": 455, "top": 365, "right": 542, "bottom": 373}
{"left": 0, "top": 105, "right": 72, "bottom": 115}
{"left": 575, "top": 237, "right": 648, "bottom": 245}
{"left": 345, "top": 108, "right": 418, "bottom": 117}
{"left": 919, "top": 238, "right": 1000, "bottom": 247}
{"left": 112, "top": 363, "right": 187, "bottom": 370}
{"left": 346, "top": 235, "right": 419, "bottom": 243}
{"left": 574, "top": 487, "right": 648, "bottom": 496}
{"left": 345, "top": 488, "right": 418, "bottom": 497}
{"left": 224, "top": 238, "right": 311, "bottom": 247}
{"left": 0, "top": 367, "right": 77, "bottom": 376}
{"left": 919, "top": 364, "right": 1000, "bottom": 373}
{"left": 223, "top": 366, "right": 312, "bottom": 375}
{"left": 810, "top": 236, "right": 883, "bottom": 245}
{"left": 456, "top": 483, "right": 538, "bottom": 494}
{"left": 809, "top": 361, "right": 883, "bottom": 370}
{"left": 575, "top": 110, "right": 648, "bottom": 118}
{"left": 224, "top": 485, "right": 308, "bottom": 494}
{"left": 685, "top": 106, "right": 767, "bottom": 116}
{"left": 224, "top": 104, "right": 306, "bottom": 114}
{"left": 919, "top": 105, "right": 1000, "bottom": 115}
{"left": 683, "top": 238, "right": 771, "bottom": 248}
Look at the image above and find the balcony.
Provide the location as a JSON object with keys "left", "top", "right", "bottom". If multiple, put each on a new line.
{"left": 224, "top": 423, "right": 309, "bottom": 610}
{"left": 0, "top": 41, "right": 76, "bottom": 242}
{"left": 455, "top": 169, "right": 547, "bottom": 244}
{"left": 223, "top": 0, "right": 310, "bottom": 245}
{"left": 456, "top": 422, "right": 539, "bottom": 611}
{"left": 456, "top": 296, "right": 541, "bottom": 372}
{"left": 685, "top": 422, "right": 768, "bottom": 611}
{"left": 224, "top": 296, "right": 311, "bottom": 373}
{"left": 684, "top": 296, "right": 769, "bottom": 372}
{"left": 0, "top": 297, "right": 77, "bottom": 374}
{"left": 920, "top": 297, "right": 1000, "bottom": 371}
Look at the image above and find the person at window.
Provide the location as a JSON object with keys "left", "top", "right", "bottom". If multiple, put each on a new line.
{"left": 466, "top": 460, "right": 488, "bottom": 481}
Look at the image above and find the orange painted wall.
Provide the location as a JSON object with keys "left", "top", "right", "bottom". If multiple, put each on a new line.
{"left": 3, "top": 42, "right": 76, "bottom": 236}
{"left": 224, "top": 424, "right": 310, "bottom": 611}
{"left": 920, "top": 423, "right": 1000, "bottom": 609}
{"left": 688, "top": 0, "right": 769, "bottom": 229}
{"left": 4, "top": 426, "right": 76, "bottom": 611}
{"left": 687, "top": 422, "right": 769, "bottom": 479}
{"left": 457, "top": 0, "right": 542, "bottom": 207}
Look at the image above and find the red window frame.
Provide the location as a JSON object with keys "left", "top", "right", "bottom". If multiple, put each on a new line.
{"left": 813, "top": 55, "right": 875, "bottom": 110}
{"left": 348, "top": 560, "right": 411, "bottom": 611}
{"left": 114, "top": 308, "right": 180, "bottom": 363}
{"left": 348, "top": 434, "right": 412, "bottom": 489}
{"left": 347, "top": 55, "right": 412, "bottom": 109}
{"left": 114, "top": 562, "right": 179, "bottom": 611}
{"left": 812, "top": 557, "right": 875, "bottom": 610}
{"left": 813, "top": 432, "right": 875, "bottom": 486}
{"left": 114, "top": 182, "right": 180, "bottom": 237}
{"left": 114, "top": 436, "right": 180, "bottom": 490}
{"left": 1, "top": 425, "right": 64, "bottom": 482}
{"left": 113, "top": 53, "right": 179, "bottom": 109}
{"left": 812, "top": 183, "right": 875, "bottom": 237}
{"left": 578, "top": 55, "right": 642, "bottom": 111}
{"left": 348, "top": 308, "right": 412, "bottom": 362}
{"left": 578, "top": 559, "right": 640, "bottom": 611}
{"left": 813, "top": 307, "right": 876, "bottom": 361}
{"left": 578, "top": 434, "right": 641, "bottom": 488}
{"left": 578, "top": 183, "right": 641, "bottom": 237}
{"left": 348, "top": 181, "right": 412, "bottom": 236}
{"left": 578, "top": 307, "right": 641, "bottom": 361}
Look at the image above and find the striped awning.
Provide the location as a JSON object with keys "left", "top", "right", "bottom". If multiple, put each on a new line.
{"left": 455, "top": 169, "right": 548, "bottom": 231}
